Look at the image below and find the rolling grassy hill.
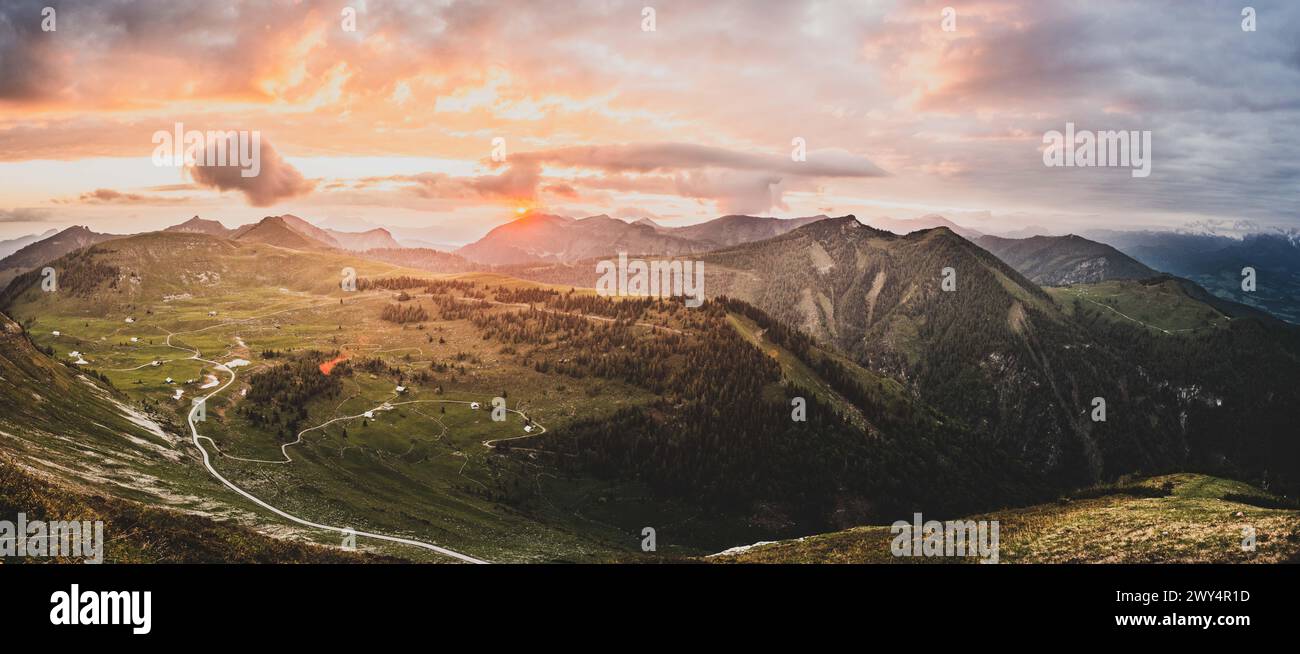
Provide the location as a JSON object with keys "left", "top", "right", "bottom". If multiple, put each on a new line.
{"left": 713, "top": 473, "right": 1300, "bottom": 563}
{"left": 1048, "top": 277, "right": 1236, "bottom": 334}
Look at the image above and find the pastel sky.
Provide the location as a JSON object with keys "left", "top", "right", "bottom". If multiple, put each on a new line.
{"left": 1, "top": 0, "right": 1297, "bottom": 242}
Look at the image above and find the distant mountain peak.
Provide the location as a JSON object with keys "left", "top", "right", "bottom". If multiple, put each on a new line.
{"left": 975, "top": 233, "right": 1156, "bottom": 286}
{"left": 999, "top": 224, "right": 1057, "bottom": 239}
{"left": 164, "top": 216, "right": 231, "bottom": 237}
{"left": 0, "top": 225, "right": 118, "bottom": 277}
{"left": 231, "top": 215, "right": 334, "bottom": 250}
{"left": 861, "top": 214, "right": 983, "bottom": 239}
{"left": 454, "top": 211, "right": 836, "bottom": 265}
{"left": 914, "top": 225, "right": 959, "bottom": 237}
{"left": 270, "top": 214, "right": 344, "bottom": 249}
{"left": 322, "top": 224, "right": 401, "bottom": 251}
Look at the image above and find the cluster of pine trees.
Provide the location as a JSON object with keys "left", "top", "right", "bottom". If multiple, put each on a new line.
{"left": 424, "top": 279, "right": 479, "bottom": 295}
{"left": 356, "top": 276, "right": 429, "bottom": 291}
{"left": 238, "top": 351, "right": 348, "bottom": 442}
{"left": 548, "top": 293, "right": 665, "bottom": 321}
{"left": 428, "top": 293, "right": 482, "bottom": 321}
{"left": 379, "top": 303, "right": 429, "bottom": 324}
{"left": 492, "top": 286, "right": 560, "bottom": 305}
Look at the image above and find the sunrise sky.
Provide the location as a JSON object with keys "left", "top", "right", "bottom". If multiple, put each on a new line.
{"left": 1, "top": 0, "right": 1297, "bottom": 243}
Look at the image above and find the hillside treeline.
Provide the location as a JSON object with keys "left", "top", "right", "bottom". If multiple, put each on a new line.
{"left": 474, "top": 299, "right": 1049, "bottom": 530}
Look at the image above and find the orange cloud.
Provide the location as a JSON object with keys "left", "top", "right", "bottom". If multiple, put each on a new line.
{"left": 63, "top": 188, "right": 192, "bottom": 205}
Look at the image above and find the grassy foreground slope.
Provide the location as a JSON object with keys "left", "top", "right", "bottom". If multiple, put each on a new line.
{"left": 0, "top": 309, "right": 395, "bottom": 562}
{"left": 0, "top": 453, "right": 392, "bottom": 563}
{"left": 713, "top": 474, "right": 1300, "bottom": 563}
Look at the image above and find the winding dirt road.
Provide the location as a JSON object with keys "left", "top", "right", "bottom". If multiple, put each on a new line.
{"left": 163, "top": 301, "right": 489, "bottom": 564}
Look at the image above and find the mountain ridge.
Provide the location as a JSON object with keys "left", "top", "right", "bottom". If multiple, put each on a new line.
{"left": 0, "top": 228, "right": 60, "bottom": 259}
{"left": 164, "top": 216, "right": 234, "bottom": 238}
{"left": 456, "top": 212, "right": 835, "bottom": 265}
{"left": 0, "top": 225, "right": 121, "bottom": 287}
{"left": 233, "top": 216, "right": 337, "bottom": 251}
{"left": 975, "top": 233, "right": 1157, "bottom": 285}
{"left": 699, "top": 214, "right": 1300, "bottom": 496}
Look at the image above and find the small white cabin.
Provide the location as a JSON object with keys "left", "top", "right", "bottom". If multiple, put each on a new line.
{"left": 395, "top": 385, "right": 407, "bottom": 394}
{"left": 469, "top": 402, "right": 481, "bottom": 410}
